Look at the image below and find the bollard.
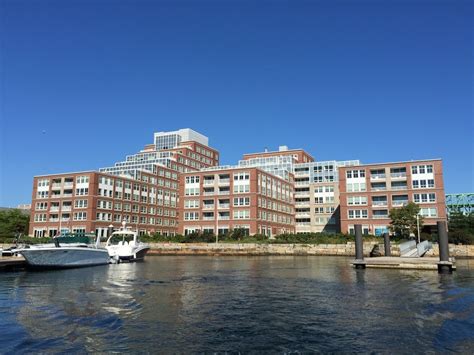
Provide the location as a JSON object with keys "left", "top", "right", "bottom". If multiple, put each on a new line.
{"left": 383, "top": 233, "right": 391, "bottom": 257}
{"left": 353, "top": 224, "right": 366, "bottom": 269}
{"left": 437, "top": 221, "right": 453, "bottom": 274}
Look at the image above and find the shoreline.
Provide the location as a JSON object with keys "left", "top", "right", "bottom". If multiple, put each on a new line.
{"left": 146, "top": 242, "right": 474, "bottom": 258}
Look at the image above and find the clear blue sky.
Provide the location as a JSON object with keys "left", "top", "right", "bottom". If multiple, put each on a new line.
{"left": 1, "top": 0, "right": 473, "bottom": 206}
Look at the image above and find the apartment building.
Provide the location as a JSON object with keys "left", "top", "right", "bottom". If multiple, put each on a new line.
{"left": 29, "top": 129, "right": 220, "bottom": 237}
{"left": 178, "top": 167, "right": 295, "bottom": 237}
{"left": 29, "top": 169, "right": 179, "bottom": 238}
{"left": 293, "top": 160, "right": 360, "bottom": 233}
{"left": 238, "top": 146, "right": 360, "bottom": 233}
{"left": 339, "top": 159, "right": 447, "bottom": 235}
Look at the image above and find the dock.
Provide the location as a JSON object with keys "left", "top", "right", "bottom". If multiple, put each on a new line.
{"left": 0, "top": 256, "right": 27, "bottom": 270}
{"left": 351, "top": 257, "right": 456, "bottom": 270}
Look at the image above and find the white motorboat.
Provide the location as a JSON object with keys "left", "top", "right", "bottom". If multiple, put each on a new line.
{"left": 17, "top": 234, "right": 110, "bottom": 269}
{"left": 106, "top": 222, "right": 150, "bottom": 262}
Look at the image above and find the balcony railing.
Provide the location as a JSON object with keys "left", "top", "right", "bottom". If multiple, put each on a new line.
{"left": 372, "top": 215, "right": 389, "bottom": 219}
{"left": 61, "top": 218, "right": 70, "bottom": 222}
{"left": 49, "top": 218, "right": 59, "bottom": 222}
{"left": 295, "top": 201, "right": 310, "bottom": 206}
{"left": 218, "top": 191, "right": 230, "bottom": 195}
{"left": 372, "top": 201, "right": 388, "bottom": 206}
{"left": 203, "top": 180, "right": 215, "bottom": 186}
{"left": 64, "top": 182, "right": 74, "bottom": 187}
{"left": 391, "top": 186, "right": 408, "bottom": 190}
{"left": 218, "top": 216, "right": 230, "bottom": 220}
{"left": 203, "top": 191, "right": 215, "bottom": 196}
{"left": 296, "top": 213, "right": 311, "bottom": 218}
{"left": 295, "top": 192, "right": 310, "bottom": 197}
{"left": 203, "top": 216, "right": 215, "bottom": 221}
{"left": 371, "top": 187, "right": 387, "bottom": 191}
{"left": 370, "top": 174, "right": 386, "bottom": 180}
{"left": 61, "top": 206, "right": 72, "bottom": 212}
{"left": 295, "top": 181, "right": 310, "bottom": 186}
{"left": 218, "top": 179, "right": 230, "bottom": 184}
{"left": 218, "top": 204, "right": 230, "bottom": 209}
{"left": 50, "top": 207, "right": 60, "bottom": 212}
{"left": 390, "top": 172, "right": 407, "bottom": 179}
{"left": 203, "top": 205, "right": 215, "bottom": 209}
{"left": 392, "top": 201, "right": 409, "bottom": 207}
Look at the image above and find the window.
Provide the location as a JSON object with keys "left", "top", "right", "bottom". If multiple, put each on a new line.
{"left": 76, "top": 175, "right": 89, "bottom": 184}
{"left": 185, "top": 176, "right": 200, "bottom": 184}
{"left": 233, "top": 210, "right": 250, "bottom": 219}
{"left": 37, "top": 191, "right": 49, "bottom": 199}
{"left": 348, "top": 210, "right": 368, "bottom": 219}
{"left": 75, "top": 188, "right": 89, "bottom": 196}
{"left": 35, "top": 202, "right": 48, "bottom": 210}
{"left": 413, "top": 193, "right": 436, "bottom": 203}
{"left": 348, "top": 196, "right": 368, "bottom": 205}
{"left": 233, "top": 172, "right": 250, "bottom": 180}
{"left": 420, "top": 208, "right": 437, "bottom": 217}
{"left": 37, "top": 179, "right": 49, "bottom": 187}
{"left": 233, "top": 197, "right": 250, "bottom": 206}
{"left": 184, "top": 212, "right": 199, "bottom": 220}
{"left": 233, "top": 184, "right": 250, "bottom": 193}
{"left": 184, "top": 200, "right": 200, "bottom": 208}
{"left": 73, "top": 212, "right": 87, "bottom": 221}
{"left": 74, "top": 199, "right": 88, "bottom": 208}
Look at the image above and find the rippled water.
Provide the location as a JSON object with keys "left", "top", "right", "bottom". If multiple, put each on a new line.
{"left": 1, "top": 256, "right": 473, "bottom": 353}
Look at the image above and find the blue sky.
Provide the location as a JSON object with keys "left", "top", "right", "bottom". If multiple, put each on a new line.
{"left": 1, "top": 0, "right": 473, "bottom": 206}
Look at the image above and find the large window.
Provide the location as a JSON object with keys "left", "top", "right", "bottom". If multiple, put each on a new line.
{"left": 348, "top": 210, "right": 368, "bottom": 219}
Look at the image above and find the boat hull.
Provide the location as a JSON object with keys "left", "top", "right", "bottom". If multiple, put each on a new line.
{"left": 19, "top": 247, "right": 110, "bottom": 269}
{"left": 119, "top": 246, "right": 150, "bottom": 262}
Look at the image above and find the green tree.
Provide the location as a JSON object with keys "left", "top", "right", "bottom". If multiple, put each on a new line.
{"left": 389, "top": 202, "right": 423, "bottom": 239}
{"left": 0, "top": 209, "right": 30, "bottom": 237}
{"left": 448, "top": 210, "right": 474, "bottom": 233}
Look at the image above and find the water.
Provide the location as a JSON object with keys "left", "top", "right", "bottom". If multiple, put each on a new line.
{"left": 1, "top": 256, "right": 473, "bottom": 353}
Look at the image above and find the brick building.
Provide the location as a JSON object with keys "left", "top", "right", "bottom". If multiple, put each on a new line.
{"left": 178, "top": 166, "right": 295, "bottom": 236}
{"left": 339, "top": 159, "right": 447, "bottom": 235}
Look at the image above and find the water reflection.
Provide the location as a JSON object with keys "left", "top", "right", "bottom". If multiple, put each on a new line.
{"left": 0, "top": 257, "right": 472, "bottom": 353}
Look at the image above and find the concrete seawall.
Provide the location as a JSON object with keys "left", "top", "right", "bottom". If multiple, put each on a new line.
{"left": 147, "top": 242, "right": 474, "bottom": 258}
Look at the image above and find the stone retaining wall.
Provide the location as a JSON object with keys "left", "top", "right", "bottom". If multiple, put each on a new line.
{"left": 148, "top": 242, "right": 474, "bottom": 258}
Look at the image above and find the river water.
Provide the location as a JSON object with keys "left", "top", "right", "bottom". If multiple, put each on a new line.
{"left": 1, "top": 256, "right": 473, "bottom": 353}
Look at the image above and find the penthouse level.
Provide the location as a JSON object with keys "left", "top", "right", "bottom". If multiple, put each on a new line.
{"left": 178, "top": 166, "right": 295, "bottom": 237}
{"left": 339, "top": 159, "right": 447, "bottom": 235}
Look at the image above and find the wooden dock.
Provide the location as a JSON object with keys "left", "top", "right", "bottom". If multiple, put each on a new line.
{"left": 0, "top": 256, "right": 27, "bottom": 270}
{"left": 352, "top": 257, "right": 456, "bottom": 270}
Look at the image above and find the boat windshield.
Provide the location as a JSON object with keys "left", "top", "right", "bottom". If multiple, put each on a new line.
{"left": 108, "top": 233, "right": 136, "bottom": 245}
{"left": 55, "top": 234, "right": 94, "bottom": 244}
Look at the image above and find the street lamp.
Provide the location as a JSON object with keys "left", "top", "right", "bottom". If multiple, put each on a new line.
{"left": 416, "top": 214, "right": 421, "bottom": 244}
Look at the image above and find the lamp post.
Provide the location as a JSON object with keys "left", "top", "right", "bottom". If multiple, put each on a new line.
{"left": 416, "top": 214, "right": 421, "bottom": 244}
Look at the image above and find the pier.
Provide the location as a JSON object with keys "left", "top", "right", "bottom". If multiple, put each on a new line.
{"left": 0, "top": 256, "right": 26, "bottom": 270}
{"left": 351, "top": 256, "right": 456, "bottom": 270}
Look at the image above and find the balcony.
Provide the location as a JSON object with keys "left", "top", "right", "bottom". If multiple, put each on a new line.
{"left": 51, "top": 183, "right": 62, "bottom": 189}
{"left": 203, "top": 204, "right": 215, "bottom": 210}
{"left": 61, "top": 218, "right": 70, "bottom": 222}
{"left": 218, "top": 191, "right": 230, "bottom": 195}
{"left": 62, "top": 206, "right": 72, "bottom": 212}
{"left": 390, "top": 172, "right": 407, "bottom": 179}
{"left": 392, "top": 200, "right": 409, "bottom": 207}
{"left": 371, "top": 187, "right": 387, "bottom": 191}
{"left": 218, "top": 204, "right": 230, "bottom": 209}
{"left": 294, "top": 192, "right": 310, "bottom": 198}
{"left": 295, "top": 181, "right": 310, "bottom": 186}
{"left": 373, "top": 215, "right": 389, "bottom": 219}
{"left": 218, "top": 216, "right": 230, "bottom": 220}
{"left": 64, "top": 182, "right": 74, "bottom": 188}
{"left": 370, "top": 174, "right": 386, "bottom": 180}
{"left": 203, "top": 191, "right": 215, "bottom": 196}
{"left": 203, "top": 180, "right": 215, "bottom": 186}
{"left": 49, "top": 218, "right": 59, "bottom": 222}
{"left": 391, "top": 185, "right": 408, "bottom": 191}
{"left": 295, "top": 201, "right": 310, "bottom": 206}
{"left": 372, "top": 201, "right": 388, "bottom": 207}
{"left": 203, "top": 216, "right": 215, "bottom": 221}
{"left": 50, "top": 207, "right": 60, "bottom": 212}
{"left": 218, "top": 179, "right": 230, "bottom": 185}
{"left": 296, "top": 213, "right": 311, "bottom": 218}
